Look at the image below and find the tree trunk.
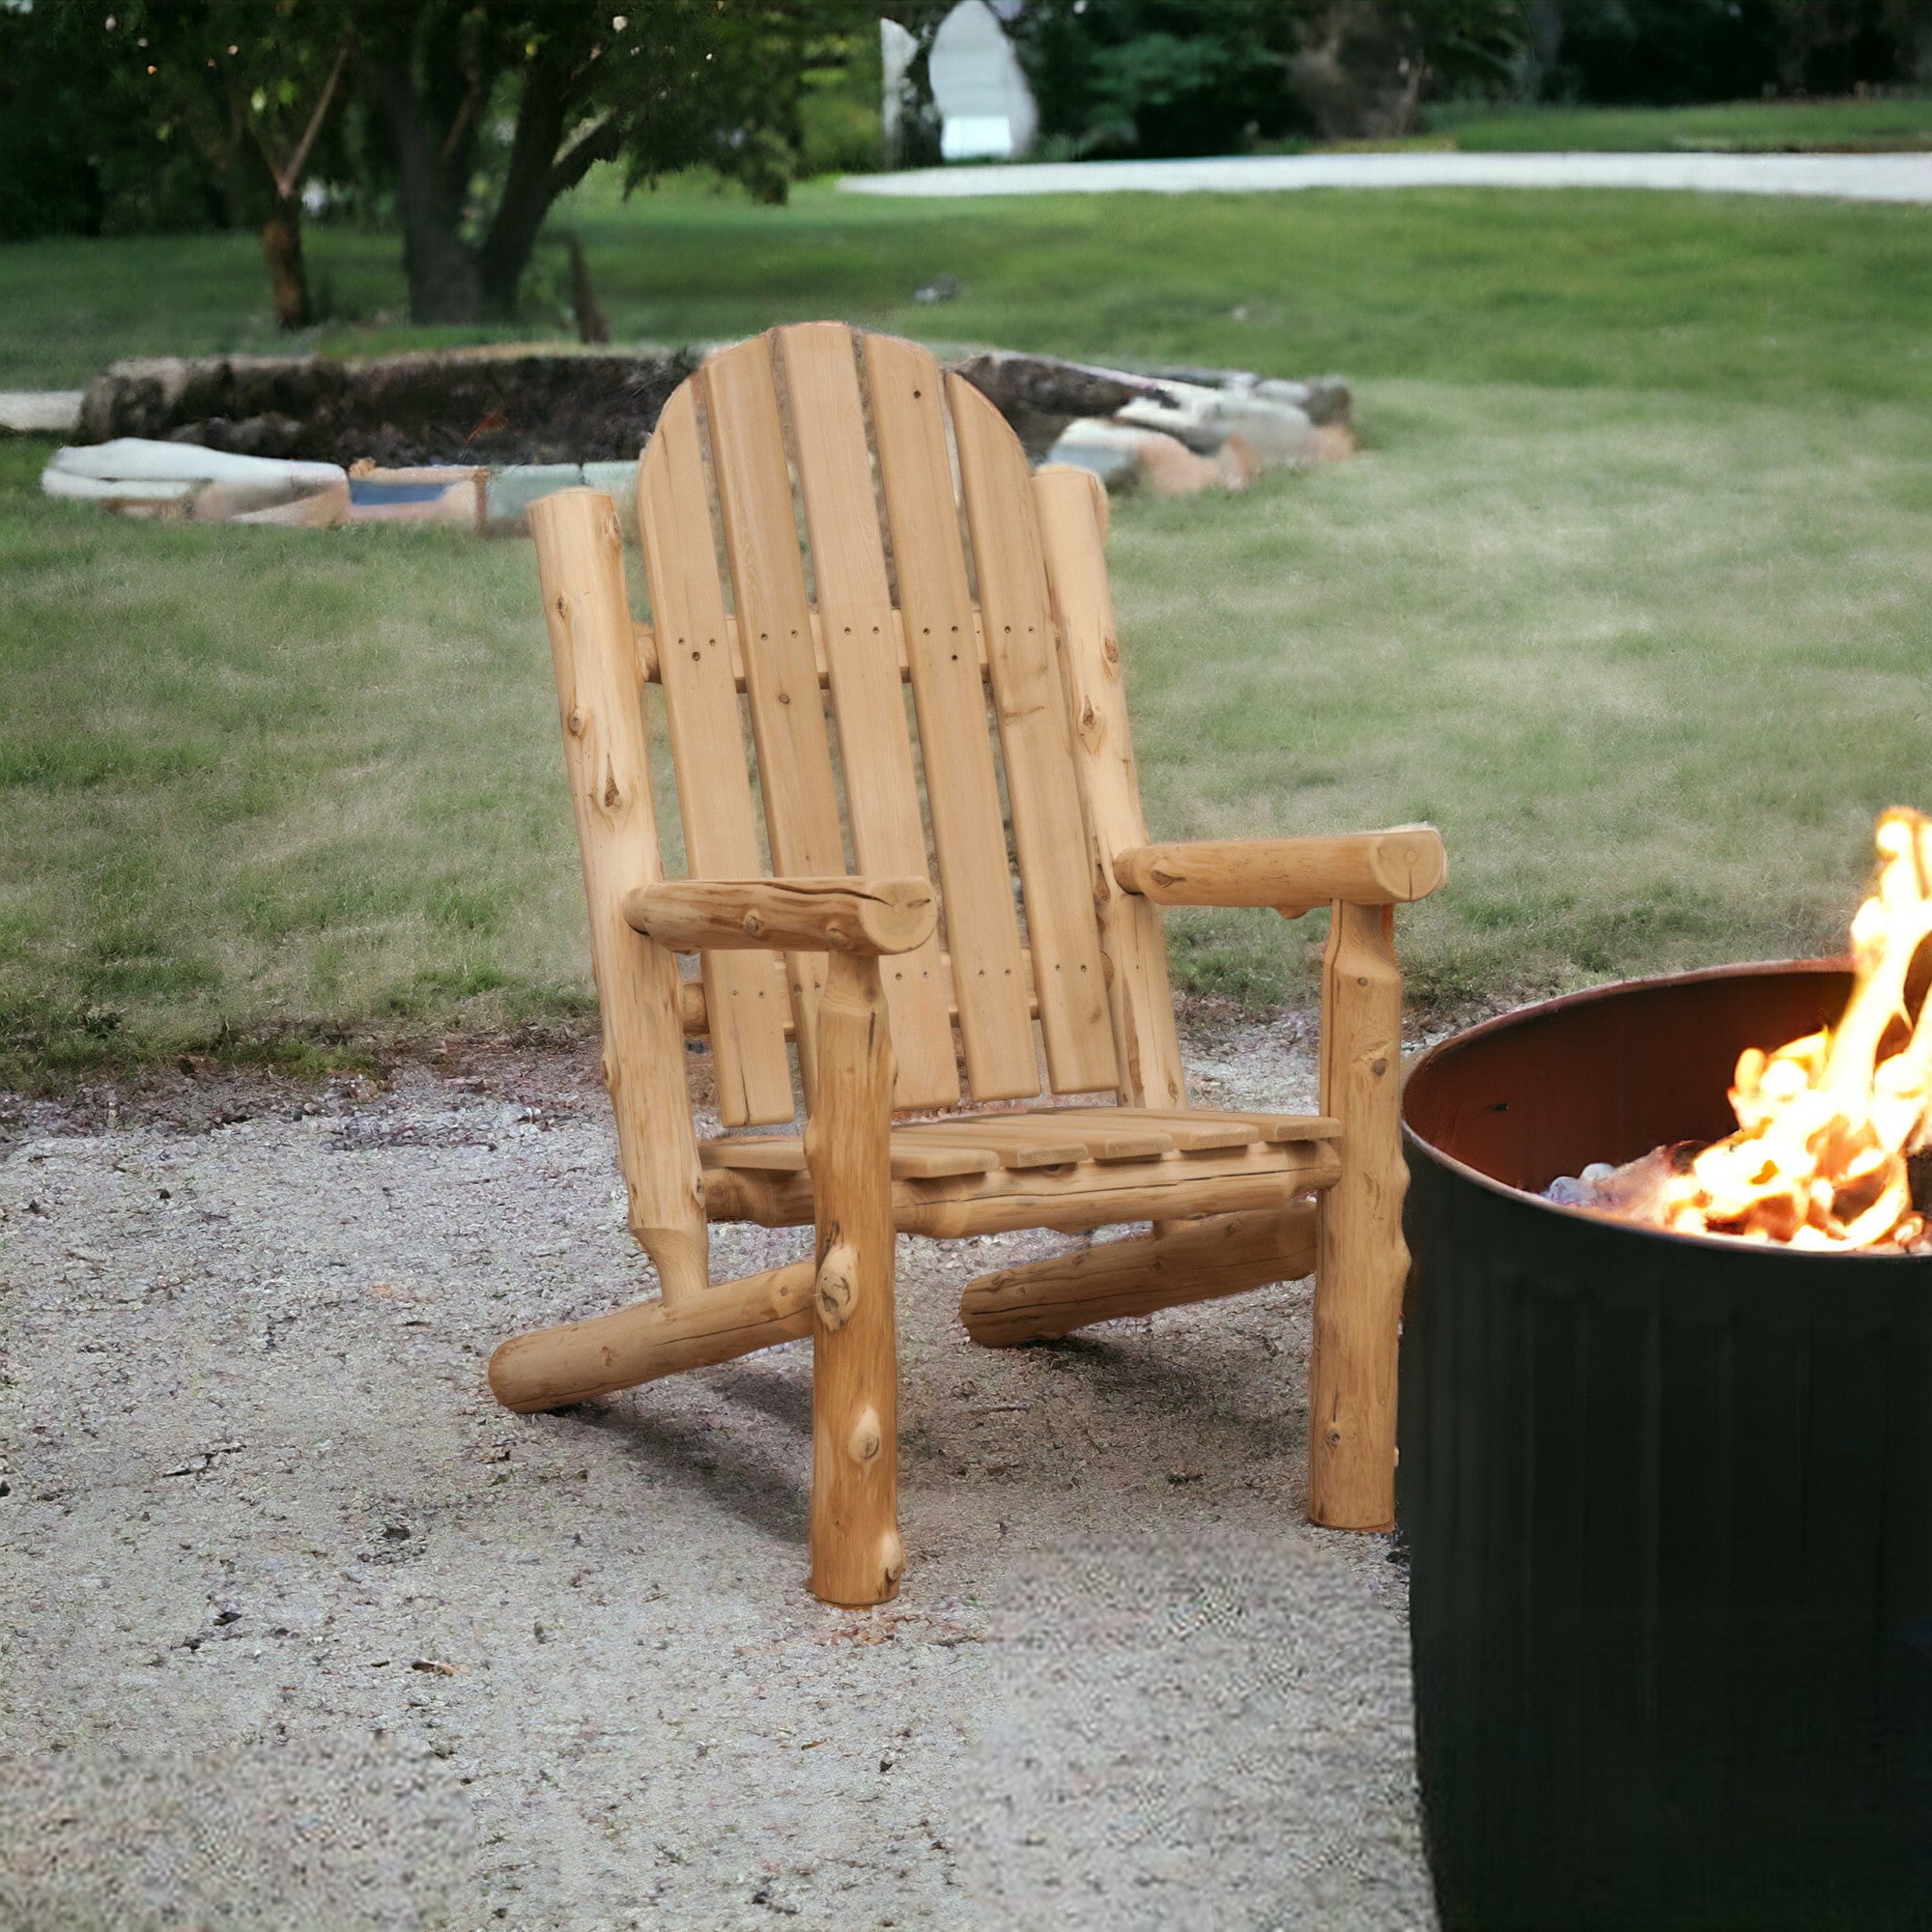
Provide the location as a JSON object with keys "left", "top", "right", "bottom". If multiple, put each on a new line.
{"left": 261, "top": 193, "right": 313, "bottom": 331}
{"left": 381, "top": 63, "right": 481, "bottom": 325}
{"left": 476, "top": 45, "right": 619, "bottom": 323}
{"left": 475, "top": 46, "right": 572, "bottom": 322}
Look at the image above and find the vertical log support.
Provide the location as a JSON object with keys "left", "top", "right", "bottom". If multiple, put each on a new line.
{"left": 804, "top": 950, "right": 903, "bottom": 1605}
{"left": 1310, "top": 900, "right": 1406, "bottom": 1530}
{"left": 530, "top": 489, "right": 708, "bottom": 1304}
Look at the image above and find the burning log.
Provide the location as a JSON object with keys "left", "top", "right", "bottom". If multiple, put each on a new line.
{"left": 1548, "top": 808, "right": 1932, "bottom": 1253}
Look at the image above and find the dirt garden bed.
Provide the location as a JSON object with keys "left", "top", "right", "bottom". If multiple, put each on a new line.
{"left": 77, "top": 347, "right": 700, "bottom": 468}
{"left": 73, "top": 344, "right": 1353, "bottom": 497}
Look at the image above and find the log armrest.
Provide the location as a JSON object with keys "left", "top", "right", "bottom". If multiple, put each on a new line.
{"left": 622, "top": 876, "right": 937, "bottom": 955}
{"left": 1113, "top": 828, "right": 1445, "bottom": 913}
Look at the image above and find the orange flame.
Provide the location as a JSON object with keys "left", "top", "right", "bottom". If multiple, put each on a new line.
{"left": 1657, "top": 809, "right": 1932, "bottom": 1251}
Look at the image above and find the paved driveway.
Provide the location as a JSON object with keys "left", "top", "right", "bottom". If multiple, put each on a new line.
{"left": 843, "top": 150, "right": 1932, "bottom": 204}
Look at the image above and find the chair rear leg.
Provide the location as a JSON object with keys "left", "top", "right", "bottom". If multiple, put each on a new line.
{"left": 804, "top": 951, "right": 903, "bottom": 1606}
{"left": 1309, "top": 900, "right": 1407, "bottom": 1531}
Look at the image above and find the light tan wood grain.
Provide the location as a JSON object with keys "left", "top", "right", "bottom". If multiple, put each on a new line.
{"left": 1031, "top": 467, "right": 1187, "bottom": 1110}
{"left": 927, "top": 1110, "right": 1173, "bottom": 1161}
{"left": 625, "top": 876, "right": 935, "bottom": 956}
{"left": 634, "top": 610, "right": 991, "bottom": 695}
{"left": 701, "top": 1135, "right": 998, "bottom": 1180}
{"left": 676, "top": 947, "right": 1041, "bottom": 1039}
{"left": 949, "top": 374, "right": 1119, "bottom": 1095}
{"left": 703, "top": 1137, "right": 1341, "bottom": 1239}
{"left": 702, "top": 336, "right": 850, "bottom": 1098}
{"left": 1115, "top": 829, "right": 1447, "bottom": 909}
{"left": 960, "top": 1201, "right": 1318, "bottom": 1346}
{"left": 778, "top": 323, "right": 960, "bottom": 1110}
{"left": 866, "top": 332, "right": 1038, "bottom": 1100}
{"left": 1025, "top": 1105, "right": 1255, "bottom": 1150}
{"left": 804, "top": 950, "right": 903, "bottom": 1606}
{"left": 889, "top": 1120, "right": 1092, "bottom": 1168}
{"left": 1309, "top": 900, "right": 1407, "bottom": 1532}
{"left": 638, "top": 387, "right": 793, "bottom": 1125}
{"left": 529, "top": 489, "right": 708, "bottom": 1303}
{"left": 487, "top": 1262, "right": 815, "bottom": 1410}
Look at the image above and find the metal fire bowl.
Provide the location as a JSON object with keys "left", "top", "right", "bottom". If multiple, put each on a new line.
{"left": 1398, "top": 961, "right": 1932, "bottom": 1932}
{"left": 1403, "top": 954, "right": 1885, "bottom": 1236}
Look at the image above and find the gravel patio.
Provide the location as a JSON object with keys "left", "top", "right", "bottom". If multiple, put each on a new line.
{"left": 2, "top": 1013, "right": 1432, "bottom": 1930}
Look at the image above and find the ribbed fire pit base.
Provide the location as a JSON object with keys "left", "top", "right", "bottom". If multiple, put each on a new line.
{"left": 1400, "top": 963, "right": 1932, "bottom": 1931}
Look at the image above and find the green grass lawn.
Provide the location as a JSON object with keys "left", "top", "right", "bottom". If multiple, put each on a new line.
{"left": 3, "top": 183, "right": 1930, "bottom": 1076}
{"left": 1429, "top": 93, "right": 1932, "bottom": 153}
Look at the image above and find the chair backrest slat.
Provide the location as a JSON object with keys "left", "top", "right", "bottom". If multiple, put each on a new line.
{"left": 865, "top": 333, "right": 1040, "bottom": 1100}
{"left": 701, "top": 337, "right": 849, "bottom": 1097}
{"left": 637, "top": 384, "right": 794, "bottom": 1125}
{"left": 1032, "top": 468, "right": 1187, "bottom": 1108}
{"left": 949, "top": 375, "right": 1120, "bottom": 1095}
{"left": 779, "top": 324, "right": 961, "bottom": 1110}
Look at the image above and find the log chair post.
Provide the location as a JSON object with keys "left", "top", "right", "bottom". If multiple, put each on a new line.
{"left": 529, "top": 489, "right": 709, "bottom": 1304}
{"left": 1309, "top": 900, "right": 1407, "bottom": 1530}
{"left": 804, "top": 948, "right": 903, "bottom": 1606}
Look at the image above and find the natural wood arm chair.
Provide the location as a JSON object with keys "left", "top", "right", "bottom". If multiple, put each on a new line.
{"left": 487, "top": 323, "right": 1445, "bottom": 1606}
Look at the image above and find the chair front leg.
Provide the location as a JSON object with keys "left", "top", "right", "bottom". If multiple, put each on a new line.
{"left": 803, "top": 949, "right": 904, "bottom": 1606}
{"left": 1310, "top": 900, "right": 1407, "bottom": 1531}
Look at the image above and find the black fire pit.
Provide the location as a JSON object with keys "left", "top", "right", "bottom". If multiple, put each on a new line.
{"left": 1399, "top": 962, "right": 1932, "bottom": 1931}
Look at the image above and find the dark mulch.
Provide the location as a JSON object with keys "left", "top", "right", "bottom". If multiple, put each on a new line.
{"left": 79, "top": 347, "right": 700, "bottom": 468}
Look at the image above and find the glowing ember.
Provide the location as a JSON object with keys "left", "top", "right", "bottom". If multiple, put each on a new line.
{"left": 1571, "top": 810, "right": 1932, "bottom": 1252}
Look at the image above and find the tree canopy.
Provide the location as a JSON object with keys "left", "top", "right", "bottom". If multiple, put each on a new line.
{"left": 358, "top": 1, "right": 859, "bottom": 323}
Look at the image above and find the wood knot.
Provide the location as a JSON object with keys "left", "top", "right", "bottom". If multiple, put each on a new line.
{"left": 741, "top": 912, "right": 766, "bottom": 939}
{"left": 879, "top": 1529, "right": 905, "bottom": 1584}
{"left": 1371, "top": 1057, "right": 1389, "bottom": 1077}
{"left": 566, "top": 708, "right": 585, "bottom": 736}
{"left": 815, "top": 1240, "right": 858, "bottom": 1331}
{"left": 847, "top": 1406, "right": 883, "bottom": 1465}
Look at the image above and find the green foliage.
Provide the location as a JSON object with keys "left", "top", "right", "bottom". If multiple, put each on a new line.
{"left": 350, "top": 1, "right": 880, "bottom": 318}
{"left": 1012, "top": 1, "right": 1531, "bottom": 153}
{"left": 1016, "top": 1, "right": 1307, "bottom": 157}
{"left": 0, "top": 4, "right": 214, "bottom": 240}
{"left": 1537, "top": 1, "right": 1928, "bottom": 105}
{"left": 1429, "top": 92, "right": 1932, "bottom": 149}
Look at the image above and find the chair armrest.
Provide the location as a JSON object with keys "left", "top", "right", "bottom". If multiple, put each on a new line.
{"left": 1114, "top": 828, "right": 1445, "bottom": 910}
{"left": 622, "top": 876, "right": 937, "bottom": 955}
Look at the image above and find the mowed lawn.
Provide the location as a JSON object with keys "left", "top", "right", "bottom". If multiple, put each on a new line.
{"left": 1429, "top": 92, "right": 1932, "bottom": 153}
{"left": 1, "top": 182, "right": 1929, "bottom": 1074}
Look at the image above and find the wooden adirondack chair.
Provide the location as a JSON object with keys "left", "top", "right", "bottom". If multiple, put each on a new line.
{"left": 488, "top": 323, "right": 1445, "bottom": 1606}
